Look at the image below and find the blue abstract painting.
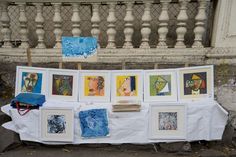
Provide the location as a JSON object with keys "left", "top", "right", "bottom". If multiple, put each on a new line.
{"left": 79, "top": 109, "right": 109, "bottom": 138}
{"left": 62, "top": 37, "right": 97, "bottom": 58}
{"left": 21, "top": 72, "right": 42, "bottom": 93}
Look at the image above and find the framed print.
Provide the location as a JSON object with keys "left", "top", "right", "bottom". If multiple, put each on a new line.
{"left": 178, "top": 65, "right": 214, "bottom": 101}
{"left": 79, "top": 109, "right": 109, "bottom": 138}
{"left": 15, "top": 66, "right": 47, "bottom": 96}
{"left": 48, "top": 69, "right": 78, "bottom": 101}
{"left": 40, "top": 107, "right": 74, "bottom": 142}
{"left": 79, "top": 70, "right": 111, "bottom": 102}
{"left": 149, "top": 103, "right": 186, "bottom": 140}
{"left": 111, "top": 70, "right": 143, "bottom": 102}
{"left": 144, "top": 69, "right": 177, "bottom": 102}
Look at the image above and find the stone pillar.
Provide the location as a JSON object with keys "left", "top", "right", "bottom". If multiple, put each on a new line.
{"left": 35, "top": 3, "right": 46, "bottom": 48}
{"left": 71, "top": 3, "right": 81, "bottom": 37}
{"left": 53, "top": 3, "right": 63, "bottom": 48}
{"left": 0, "top": 2, "right": 12, "bottom": 48}
{"left": 157, "top": 0, "right": 171, "bottom": 48}
{"left": 91, "top": 3, "right": 101, "bottom": 48}
{"left": 140, "top": 2, "right": 152, "bottom": 48}
{"left": 175, "top": 0, "right": 189, "bottom": 48}
{"left": 18, "top": 3, "right": 29, "bottom": 48}
{"left": 106, "top": 3, "right": 116, "bottom": 49}
{"left": 123, "top": 2, "right": 134, "bottom": 48}
{"left": 192, "top": 0, "right": 209, "bottom": 48}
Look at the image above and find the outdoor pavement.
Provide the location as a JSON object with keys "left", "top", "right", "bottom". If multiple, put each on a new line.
{"left": 0, "top": 142, "right": 236, "bottom": 157}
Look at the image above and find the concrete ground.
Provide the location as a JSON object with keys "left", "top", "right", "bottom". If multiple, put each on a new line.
{"left": 0, "top": 142, "right": 236, "bottom": 157}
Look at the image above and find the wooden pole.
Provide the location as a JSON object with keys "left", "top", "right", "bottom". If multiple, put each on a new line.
{"left": 122, "top": 61, "right": 126, "bottom": 70}
{"left": 154, "top": 63, "right": 159, "bottom": 69}
{"left": 26, "top": 48, "right": 32, "bottom": 67}
{"left": 59, "top": 62, "right": 63, "bottom": 69}
{"left": 185, "top": 63, "right": 189, "bottom": 67}
{"left": 77, "top": 63, "right": 82, "bottom": 70}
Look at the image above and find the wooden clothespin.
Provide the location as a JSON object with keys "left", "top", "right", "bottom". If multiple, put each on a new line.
{"left": 26, "top": 48, "right": 32, "bottom": 67}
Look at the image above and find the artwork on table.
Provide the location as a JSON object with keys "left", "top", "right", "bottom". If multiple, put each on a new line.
{"left": 79, "top": 109, "right": 109, "bottom": 138}
{"left": 144, "top": 69, "right": 177, "bottom": 102}
{"left": 178, "top": 65, "right": 214, "bottom": 101}
{"left": 149, "top": 104, "right": 186, "bottom": 140}
{"left": 62, "top": 37, "right": 97, "bottom": 62}
{"left": 48, "top": 69, "right": 78, "bottom": 101}
{"left": 15, "top": 66, "right": 47, "bottom": 96}
{"left": 79, "top": 70, "right": 111, "bottom": 102}
{"left": 111, "top": 70, "right": 143, "bottom": 102}
{"left": 40, "top": 107, "right": 74, "bottom": 142}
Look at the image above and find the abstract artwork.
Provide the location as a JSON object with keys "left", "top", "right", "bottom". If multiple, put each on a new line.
{"left": 40, "top": 107, "right": 74, "bottom": 142}
{"left": 47, "top": 115, "right": 66, "bottom": 134}
{"left": 159, "top": 112, "right": 177, "bottom": 130}
{"left": 144, "top": 70, "right": 177, "bottom": 102}
{"left": 62, "top": 37, "right": 97, "bottom": 62}
{"left": 79, "top": 71, "right": 111, "bottom": 102}
{"left": 15, "top": 66, "right": 47, "bottom": 96}
{"left": 150, "top": 75, "right": 171, "bottom": 96}
{"left": 21, "top": 72, "right": 43, "bottom": 93}
{"left": 149, "top": 104, "right": 186, "bottom": 140}
{"left": 111, "top": 70, "right": 143, "bottom": 102}
{"left": 84, "top": 76, "right": 105, "bottom": 96}
{"left": 52, "top": 74, "right": 73, "bottom": 96}
{"left": 79, "top": 109, "right": 109, "bottom": 138}
{"left": 116, "top": 75, "right": 138, "bottom": 96}
{"left": 178, "top": 65, "right": 214, "bottom": 101}
{"left": 48, "top": 69, "right": 78, "bottom": 101}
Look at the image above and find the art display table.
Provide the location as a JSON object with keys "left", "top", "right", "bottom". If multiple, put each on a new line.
{"left": 1, "top": 100, "right": 228, "bottom": 144}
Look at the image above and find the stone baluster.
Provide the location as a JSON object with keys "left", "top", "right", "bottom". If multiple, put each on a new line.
{"left": 71, "top": 3, "right": 81, "bottom": 37}
{"left": 123, "top": 2, "right": 134, "bottom": 48}
{"left": 140, "top": 2, "right": 152, "bottom": 48}
{"left": 18, "top": 3, "right": 29, "bottom": 48}
{"left": 35, "top": 3, "right": 45, "bottom": 48}
{"left": 53, "top": 3, "right": 63, "bottom": 48}
{"left": 157, "top": 0, "right": 171, "bottom": 48}
{"left": 0, "top": 2, "right": 12, "bottom": 48}
{"left": 192, "top": 0, "right": 210, "bottom": 48}
{"left": 175, "top": 0, "right": 189, "bottom": 48}
{"left": 91, "top": 3, "right": 101, "bottom": 48}
{"left": 106, "top": 3, "right": 116, "bottom": 49}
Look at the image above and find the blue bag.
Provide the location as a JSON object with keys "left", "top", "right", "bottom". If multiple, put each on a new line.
{"left": 11, "top": 93, "right": 45, "bottom": 116}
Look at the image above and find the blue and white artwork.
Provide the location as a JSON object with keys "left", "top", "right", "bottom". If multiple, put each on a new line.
{"left": 62, "top": 37, "right": 97, "bottom": 58}
{"left": 79, "top": 109, "right": 109, "bottom": 138}
{"left": 21, "top": 72, "right": 43, "bottom": 94}
{"left": 47, "top": 115, "right": 66, "bottom": 134}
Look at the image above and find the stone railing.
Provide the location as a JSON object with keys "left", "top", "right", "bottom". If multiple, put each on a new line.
{"left": 0, "top": 0, "right": 227, "bottom": 65}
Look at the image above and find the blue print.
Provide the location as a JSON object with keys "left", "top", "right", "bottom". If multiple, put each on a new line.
{"left": 62, "top": 37, "right": 97, "bottom": 58}
{"left": 79, "top": 109, "right": 109, "bottom": 138}
{"left": 21, "top": 72, "right": 42, "bottom": 94}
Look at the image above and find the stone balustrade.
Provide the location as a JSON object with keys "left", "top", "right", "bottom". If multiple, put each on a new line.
{"left": 0, "top": 0, "right": 229, "bottom": 65}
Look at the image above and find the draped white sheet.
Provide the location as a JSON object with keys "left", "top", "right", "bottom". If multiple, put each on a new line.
{"left": 1, "top": 100, "right": 228, "bottom": 144}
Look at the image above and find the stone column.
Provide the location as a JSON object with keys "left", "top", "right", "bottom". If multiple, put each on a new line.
{"left": 106, "top": 3, "right": 116, "bottom": 49}
{"left": 192, "top": 0, "right": 210, "bottom": 48}
{"left": 71, "top": 3, "right": 81, "bottom": 37}
{"left": 0, "top": 2, "right": 12, "bottom": 48}
{"left": 18, "top": 3, "right": 29, "bottom": 48}
{"left": 53, "top": 3, "right": 63, "bottom": 48}
{"left": 157, "top": 0, "right": 171, "bottom": 48}
{"left": 123, "top": 2, "right": 134, "bottom": 48}
{"left": 140, "top": 2, "right": 152, "bottom": 48}
{"left": 35, "top": 3, "right": 45, "bottom": 48}
{"left": 175, "top": 0, "right": 189, "bottom": 48}
{"left": 91, "top": 3, "right": 101, "bottom": 48}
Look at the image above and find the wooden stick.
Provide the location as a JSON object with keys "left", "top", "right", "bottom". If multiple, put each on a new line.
{"left": 122, "top": 61, "right": 126, "bottom": 70}
{"left": 26, "top": 48, "right": 32, "bottom": 67}
{"left": 59, "top": 62, "right": 63, "bottom": 69}
{"left": 154, "top": 63, "right": 159, "bottom": 69}
{"left": 185, "top": 63, "right": 189, "bottom": 67}
{"left": 77, "top": 63, "right": 82, "bottom": 70}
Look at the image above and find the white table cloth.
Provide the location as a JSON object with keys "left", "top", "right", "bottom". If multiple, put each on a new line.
{"left": 1, "top": 100, "right": 228, "bottom": 144}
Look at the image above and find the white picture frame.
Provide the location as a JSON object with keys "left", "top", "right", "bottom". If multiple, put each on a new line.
{"left": 144, "top": 69, "right": 177, "bottom": 102}
{"left": 40, "top": 107, "right": 74, "bottom": 142}
{"left": 178, "top": 65, "right": 214, "bottom": 102}
{"left": 149, "top": 103, "right": 187, "bottom": 140}
{"left": 111, "top": 70, "right": 143, "bottom": 102}
{"left": 15, "top": 66, "right": 47, "bottom": 96}
{"left": 79, "top": 70, "right": 111, "bottom": 102}
{"left": 48, "top": 68, "right": 79, "bottom": 101}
